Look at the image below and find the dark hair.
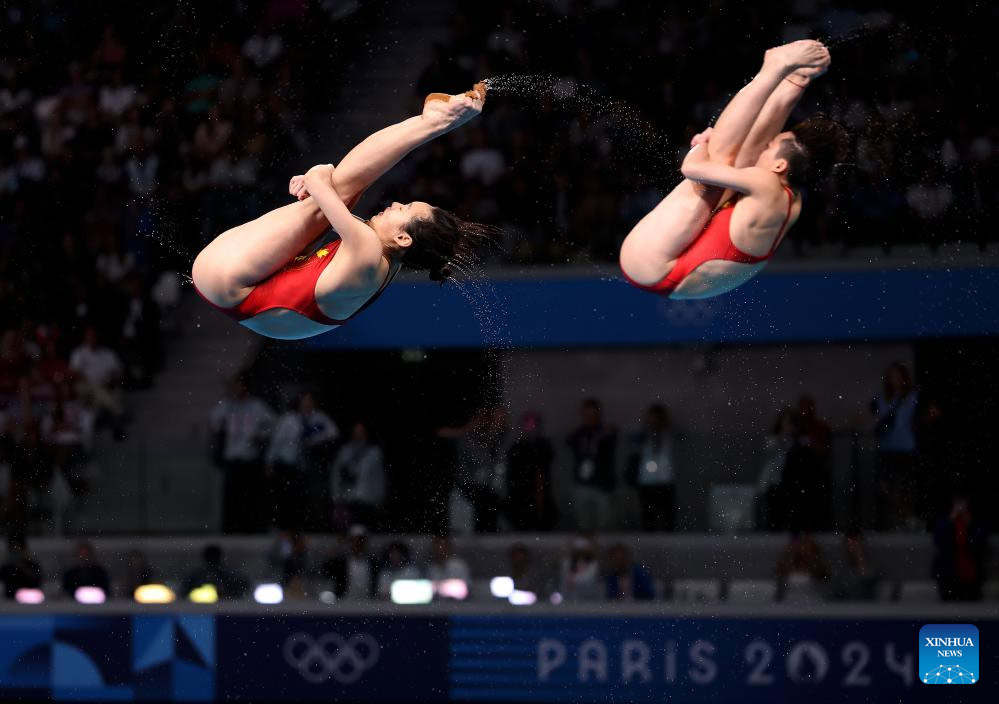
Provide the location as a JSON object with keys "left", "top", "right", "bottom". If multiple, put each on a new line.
{"left": 203, "top": 544, "right": 222, "bottom": 567}
{"left": 777, "top": 115, "right": 848, "bottom": 190}
{"left": 400, "top": 207, "right": 500, "bottom": 284}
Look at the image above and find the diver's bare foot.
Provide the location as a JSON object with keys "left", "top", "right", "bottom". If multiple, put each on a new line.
{"left": 422, "top": 82, "right": 486, "bottom": 132}
{"left": 764, "top": 39, "right": 830, "bottom": 76}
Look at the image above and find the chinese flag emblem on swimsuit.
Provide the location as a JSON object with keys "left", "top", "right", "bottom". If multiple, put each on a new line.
{"left": 316, "top": 248, "right": 330, "bottom": 258}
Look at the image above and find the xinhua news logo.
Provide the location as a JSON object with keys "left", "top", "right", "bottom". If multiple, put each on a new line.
{"left": 919, "top": 624, "right": 979, "bottom": 684}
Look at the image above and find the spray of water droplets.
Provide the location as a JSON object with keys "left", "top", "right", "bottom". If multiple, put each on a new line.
{"left": 483, "top": 73, "right": 675, "bottom": 182}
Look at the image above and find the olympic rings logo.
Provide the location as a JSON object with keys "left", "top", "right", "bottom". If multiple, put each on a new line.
{"left": 282, "top": 632, "right": 380, "bottom": 684}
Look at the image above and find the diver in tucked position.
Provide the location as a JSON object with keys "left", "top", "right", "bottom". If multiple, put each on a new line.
{"left": 620, "top": 40, "right": 847, "bottom": 299}
{"left": 192, "top": 84, "right": 496, "bottom": 340}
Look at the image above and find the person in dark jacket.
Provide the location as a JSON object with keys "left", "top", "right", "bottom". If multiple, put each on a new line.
{"left": 506, "top": 412, "right": 558, "bottom": 530}
{"left": 567, "top": 398, "right": 617, "bottom": 531}
{"left": 605, "top": 543, "right": 655, "bottom": 600}
{"left": 61, "top": 541, "right": 110, "bottom": 598}
{"left": 932, "top": 492, "right": 988, "bottom": 601}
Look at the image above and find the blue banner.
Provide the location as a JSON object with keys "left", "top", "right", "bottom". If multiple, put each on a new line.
{"left": 216, "top": 615, "right": 448, "bottom": 701}
{"left": 449, "top": 615, "right": 999, "bottom": 703}
{"left": 301, "top": 267, "right": 999, "bottom": 348}
{"left": 0, "top": 613, "right": 996, "bottom": 702}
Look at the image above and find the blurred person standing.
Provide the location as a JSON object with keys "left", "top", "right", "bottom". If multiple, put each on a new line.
{"left": 376, "top": 541, "right": 420, "bottom": 599}
{"left": 756, "top": 408, "right": 795, "bottom": 530}
{"left": 439, "top": 406, "right": 510, "bottom": 533}
{"left": 626, "top": 404, "right": 679, "bottom": 531}
{"left": 507, "top": 542, "right": 549, "bottom": 597}
{"left": 567, "top": 399, "right": 617, "bottom": 531}
{"left": 605, "top": 542, "right": 655, "bottom": 601}
{"left": 870, "top": 362, "right": 920, "bottom": 530}
{"left": 932, "top": 492, "right": 988, "bottom": 601}
{"left": 505, "top": 412, "right": 557, "bottom": 531}
{"left": 210, "top": 374, "right": 274, "bottom": 533}
{"left": 68, "top": 325, "right": 125, "bottom": 440}
{"left": 268, "top": 530, "right": 310, "bottom": 598}
{"left": 0, "top": 535, "right": 43, "bottom": 599}
{"left": 775, "top": 532, "right": 829, "bottom": 602}
{"left": 61, "top": 541, "right": 111, "bottom": 598}
{"left": 320, "top": 526, "right": 377, "bottom": 601}
{"left": 120, "top": 549, "right": 156, "bottom": 599}
{"left": 181, "top": 545, "right": 249, "bottom": 600}
{"left": 265, "top": 391, "right": 338, "bottom": 530}
{"left": 427, "top": 536, "right": 471, "bottom": 583}
{"left": 827, "top": 526, "right": 879, "bottom": 600}
{"left": 330, "top": 422, "right": 384, "bottom": 530}
{"left": 559, "top": 534, "right": 600, "bottom": 602}
{"left": 782, "top": 395, "right": 832, "bottom": 533}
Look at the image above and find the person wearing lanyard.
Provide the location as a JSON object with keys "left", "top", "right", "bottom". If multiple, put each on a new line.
{"left": 567, "top": 399, "right": 617, "bottom": 531}
{"left": 627, "top": 404, "right": 678, "bottom": 531}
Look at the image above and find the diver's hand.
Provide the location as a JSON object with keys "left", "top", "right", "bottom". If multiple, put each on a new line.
{"left": 289, "top": 174, "right": 310, "bottom": 200}
{"left": 302, "top": 163, "right": 335, "bottom": 193}
{"left": 690, "top": 127, "right": 713, "bottom": 147}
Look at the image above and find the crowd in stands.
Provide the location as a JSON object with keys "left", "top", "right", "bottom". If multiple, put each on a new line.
{"left": 391, "top": 0, "right": 999, "bottom": 262}
{"left": 207, "top": 358, "right": 970, "bottom": 545}
{"left": 0, "top": 1, "right": 376, "bottom": 538}
{"left": 0, "top": 520, "right": 992, "bottom": 604}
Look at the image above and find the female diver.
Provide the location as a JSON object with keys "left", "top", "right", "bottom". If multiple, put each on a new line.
{"left": 619, "top": 40, "right": 847, "bottom": 299}
{"left": 192, "top": 83, "right": 495, "bottom": 339}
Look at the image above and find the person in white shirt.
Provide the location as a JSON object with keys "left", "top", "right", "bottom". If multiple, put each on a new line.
{"left": 68, "top": 325, "right": 125, "bottom": 440}
{"left": 210, "top": 374, "right": 274, "bottom": 533}
{"left": 330, "top": 422, "right": 385, "bottom": 530}
{"left": 559, "top": 534, "right": 600, "bottom": 602}
{"left": 265, "top": 391, "right": 338, "bottom": 529}
{"left": 321, "top": 526, "right": 377, "bottom": 601}
{"left": 427, "top": 536, "right": 471, "bottom": 583}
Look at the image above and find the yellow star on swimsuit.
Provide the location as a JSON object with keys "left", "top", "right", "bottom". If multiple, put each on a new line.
{"left": 316, "top": 248, "right": 330, "bottom": 258}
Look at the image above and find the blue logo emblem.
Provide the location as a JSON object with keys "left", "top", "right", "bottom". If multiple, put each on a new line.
{"left": 919, "top": 624, "right": 978, "bottom": 684}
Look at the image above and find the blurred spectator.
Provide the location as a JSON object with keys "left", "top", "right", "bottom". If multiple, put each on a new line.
{"left": 61, "top": 541, "right": 111, "bottom": 598}
{"left": 756, "top": 408, "right": 795, "bottom": 530}
{"left": 3, "top": 398, "right": 52, "bottom": 538}
{"left": 626, "top": 404, "right": 678, "bottom": 531}
{"left": 120, "top": 549, "right": 156, "bottom": 599}
{"left": 827, "top": 527, "right": 879, "bottom": 601}
{"left": 427, "top": 536, "right": 471, "bottom": 582}
{"left": 321, "top": 525, "right": 377, "bottom": 601}
{"left": 559, "top": 534, "right": 600, "bottom": 602}
{"left": 605, "top": 542, "right": 655, "bottom": 601}
{"left": 376, "top": 541, "right": 420, "bottom": 599}
{"left": 68, "top": 325, "right": 124, "bottom": 440}
{"left": 871, "top": 362, "right": 920, "bottom": 530}
{"left": 330, "top": 421, "right": 384, "bottom": 531}
{"left": 775, "top": 533, "right": 829, "bottom": 602}
{"left": 507, "top": 542, "right": 548, "bottom": 597}
{"left": 181, "top": 545, "right": 250, "bottom": 600}
{"left": 567, "top": 399, "right": 617, "bottom": 531}
{"left": 266, "top": 391, "right": 338, "bottom": 530}
{"left": 118, "top": 273, "right": 162, "bottom": 388}
{"left": 932, "top": 493, "right": 988, "bottom": 601}
{"left": 439, "top": 406, "right": 509, "bottom": 533}
{"left": 268, "top": 531, "right": 310, "bottom": 598}
{"left": 210, "top": 374, "right": 274, "bottom": 533}
{"left": 0, "top": 536, "right": 43, "bottom": 599}
{"left": 460, "top": 128, "right": 506, "bottom": 185}
{"left": 505, "top": 411, "right": 557, "bottom": 531}
{"left": 782, "top": 395, "right": 833, "bottom": 533}
{"left": 41, "top": 381, "right": 94, "bottom": 498}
